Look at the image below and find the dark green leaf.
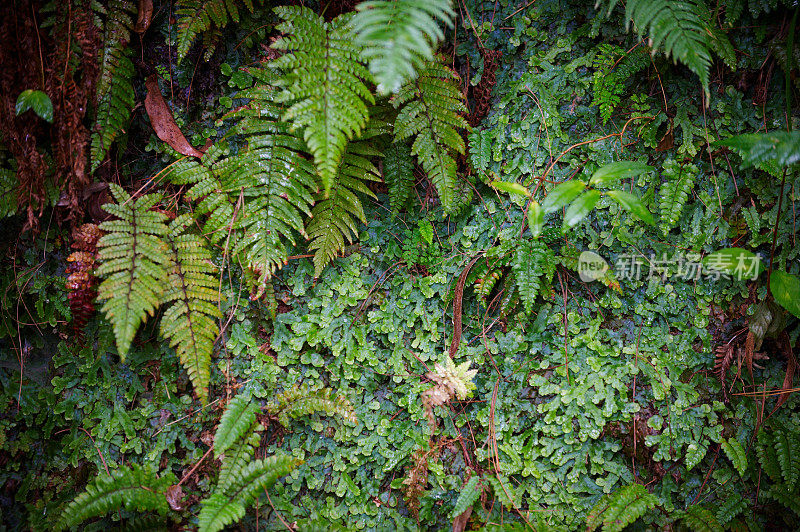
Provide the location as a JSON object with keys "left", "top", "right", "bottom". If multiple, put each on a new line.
{"left": 589, "top": 161, "right": 653, "bottom": 186}
{"left": 771, "top": 270, "right": 800, "bottom": 318}
{"left": 15, "top": 89, "right": 53, "bottom": 122}
{"left": 606, "top": 190, "right": 654, "bottom": 225}
{"left": 542, "top": 180, "right": 586, "bottom": 214}
{"left": 563, "top": 190, "right": 600, "bottom": 229}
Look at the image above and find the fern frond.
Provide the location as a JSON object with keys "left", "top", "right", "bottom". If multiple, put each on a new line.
{"left": 306, "top": 141, "right": 380, "bottom": 278}
{"left": 166, "top": 68, "right": 317, "bottom": 297}
{"left": 57, "top": 465, "right": 176, "bottom": 531}
{"left": 217, "top": 428, "right": 262, "bottom": 492}
{"left": 393, "top": 56, "right": 469, "bottom": 212}
{"left": 270, "top": 7, "right": 374, "bottom": 194}
{"left": 352, "top": 0, "right": 455, "bottom": 94}
{"left": 586, "top": 483, "right": 658, "bottom": 532}
{"left": 176, "top": 0, "right": 257, "bottom": 62}
{"left": 597, "top": 0, "right": 733, "bottom": 96}
{"left": 450, "top": 475, "right": 481, "bottom": 518}
{"left": 160, "top": 215, "right": 221, "bottom": 404}
{"left": 721, "top": 437, "right": 747, "bottom": 477}
{"left": 96, "top": 184, "right": 170, "bottom": 359}
{"left": 214, "top": 393, "right": 260, "bottom": 457}
{"left": 658, "top": 159, "right": 697, "bottom": 235}
{"left": 718, "top": 131, "right": 800, "bottom": 167}
{"left": 383, "top": 140, "right": 415, "bottom": 214}
{"left": 197, "top": 454, "right": 302, "bottom": 532}
{"left": 468, "top": 128, "right": 492, "bottom": 176}
{"left": 90, "top": 0, "right": 137, "bottom": 171}
{"left": 267, "top": 384, "right": 357, "bottom": 428}
{"left": 681, "top": 505, "right": 723, "bottom": 532}
{"left": 716, "top": 493, "right": 746, "bottom": 525}
{"left": 511, "top": 240, "right": 556, "bottom": 313}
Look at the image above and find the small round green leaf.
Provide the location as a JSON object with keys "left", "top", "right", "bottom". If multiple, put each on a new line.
{"left": 542, "top": 180, "right": 586, "bottom": 214}
{"left": 606, "top": 190, "right": 654, "bottom": 225}
{"left": 770, "top": 270, "right": 800, "bottom": 318}
{"left": 702, "top": 248, "right": 764, "bottom": 279}
{"left": 563, "top": 190, "right": 600, "bottom": 229}
{"left": 491, "top": 180, "right": 530, "bottom": 197}
{"left": 527, "top": 200, "right": 544, "bottom": 238}
{"left": 589, "top": 161, "right": 653, "bottom": 187}
{"left": 15, "top": 89, "right": 53, "bottom": 123}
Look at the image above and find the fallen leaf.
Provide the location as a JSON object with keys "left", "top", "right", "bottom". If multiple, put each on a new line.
{"left": 144, "top": 75, "right": 204, "bottom": 159}
{"left": 134, "top": 0, "right": 154, "bottom": 33}
{"left": 165, "top": 484, "right": 185, "bottom": 511}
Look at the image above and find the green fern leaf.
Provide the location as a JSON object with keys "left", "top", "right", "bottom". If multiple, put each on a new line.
{"left": 306, "top": 141, "right": 379, "bottom": 278}
{"left": 91, "top": 0, "right": 137, "bottom": 172}
{"left": 57, "top": 465, "right": 176, "bottom": 531}
{"left": 197, "top": 454, "right": 302, "bottom": 532}
{"left": 681, "top": 505, "right": 723, "bottom": 532}
{"left": 764, "top": 483, "right": 800, "bottom": 516}
{"left": 352, "top": 0, "right": 455, "bottom": 94}
{"left": 589, "top": 483, "right": 658, "bottom": 532}
{"left": 383, "top": 140, "right": 415, "bottom": 214}
{"left": 721, "top": 437, "right": 747, "bottom": 477}
{"left": 267, "top": 384, "right": 357, "bottom": 428}
{"left": 716, "top": 493, "right": 746, "bottom": 525}
{"left": 271, "top": 7, "right": 375, "bottom": 194}
{"left": 217, "top": 427, "right": 262, "bottom": 492}
{"left": 468, "top": 128, "right": 492, "bottom": 176}
{"left": 597, "top": 0, "right": 733, "bottom": 96}
{"left": 176, "top": 0, "right": 257, "bottom": 62}
{"left": 450, "top": 475, "right": 481, "bottom": 518}
{"left": 166, "top": 69, "right": 317, "bottom": 296}
{"left": 658, "top": 159, "right": 697, "bottom": 235}
{"left": 393, "top": 56, "right": 469, "bottom": 212}
{"left": 773, "top": 428, "right": 799, "bottom": 489}
{"left": 96, "top": 184, "right": 170, "bottom": 359}
{"left": 0, "top": 167, "right": 17, "bottom": 218}
{"left": 511, "top": 240, "right": 556, "bottom": 313}
{"left": 756, "top": 430, "right": 782, "bottom": 482}
{"left": 160, "top": 215, "right": 221, "bottom": 404}
{"left": 214, "top": 393, "right": 260, "bottom": 457}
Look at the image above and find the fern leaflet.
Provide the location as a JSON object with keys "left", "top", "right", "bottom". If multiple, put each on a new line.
{"left": 596, "top": 0, "right": 733, "bottom": 96}
{"left": 586, "top": 483, "right": 658, "bottom": 532}
{"left": 160, "top": 215, "right": 221, "bottom": 404}
{"left": 214, "top": 393, "right": 260, "bottom": 457}
{"left": 512, "top": 240, "right": 556, "bottom": 313}
{"left": 271, "top": 7, "right": 374, "bottom": 195}
{"left": 352, "top": 0, "right": 455, "bottom": 94}
{"left": 267, "top": 384, "right": 357, "bottom": 428}
{"left": 175, "top": 0, "right": 258, "bottom": 62}
{"left": 197, "top": 455, "right": 301, "bottom": 532}
{"left": 658, "top": 159, "right": 697, "bottom": 235}
{"left": 681, "top": 505, "right": 723, "bottom": 532}
{"left": 95, "top": 184, "right": 170, "bottom": 359}
{"left": 306, "top": 141, "right": 380, "bottom": 278}
{"left": 383, "top": 140, "right": 415, "bottom": 214}
{"left": 56, "top": 465, "right": 176, "bottom": 531}
{"left": 167, "top": 67, "right": 317, "bottom": 297}
{"left": 450, "top": 475, "right": 481, "bottom": 517}
{"left": 393, "top": 56, "right": 469, "bottom": 212}
{"left": 91, "top": 0, "right": 137, "bottom": 172}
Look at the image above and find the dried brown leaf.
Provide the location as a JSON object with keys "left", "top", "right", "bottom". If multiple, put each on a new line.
{"left": 145, "top": 75, "right": 204, "bottom": 159}
{"left": 165, "top": 484, "right": 184, "bottom": 511}
{"left": 134, "top": 0, "right": 154, "bottom": 33}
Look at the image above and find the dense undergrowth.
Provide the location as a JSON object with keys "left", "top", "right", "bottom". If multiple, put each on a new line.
{"left": 1, "top": 0, "right": 799, "bottom": 530}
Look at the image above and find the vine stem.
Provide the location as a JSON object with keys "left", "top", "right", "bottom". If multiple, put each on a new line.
{"left": 178, "top": 444, "right": 214, "bottom": 486}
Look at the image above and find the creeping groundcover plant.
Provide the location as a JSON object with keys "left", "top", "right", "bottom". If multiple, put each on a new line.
{"left": 0, "top": 0, "right": 799, "bottom": 530}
